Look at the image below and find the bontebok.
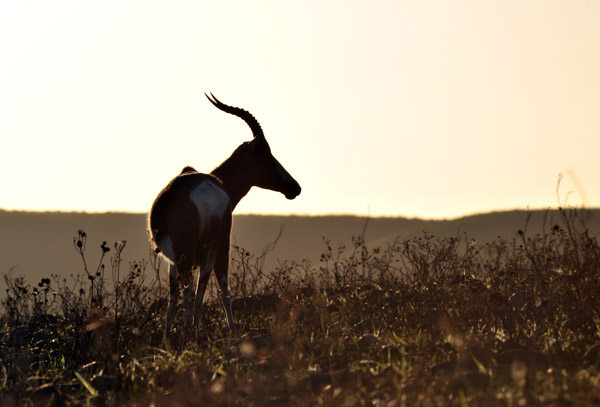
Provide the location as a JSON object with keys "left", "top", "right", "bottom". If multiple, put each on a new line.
{"left": 149, "top": 93, "right": 301, "bottom": 346}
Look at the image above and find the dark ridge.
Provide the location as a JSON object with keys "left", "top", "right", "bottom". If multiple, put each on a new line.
{"left": 1, "top": 208, "right": 599, "bottom": 291}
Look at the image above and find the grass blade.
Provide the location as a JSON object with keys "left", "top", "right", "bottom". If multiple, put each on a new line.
{"left": 74, "top": 371, "right": 99, "bottom": 397}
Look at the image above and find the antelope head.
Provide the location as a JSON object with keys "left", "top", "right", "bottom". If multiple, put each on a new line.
{"left": 206, "top": 93, "right": 302, "bottom": 202}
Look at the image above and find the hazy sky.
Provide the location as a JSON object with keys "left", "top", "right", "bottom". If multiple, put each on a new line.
{"left": 1, "top": 1, "right": 598, "bottom": 218}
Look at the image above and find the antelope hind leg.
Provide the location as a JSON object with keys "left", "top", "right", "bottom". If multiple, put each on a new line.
{"left": 162, "top": 263, "right": 178, "bottom": 349}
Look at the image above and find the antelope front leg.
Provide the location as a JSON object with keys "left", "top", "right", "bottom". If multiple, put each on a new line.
{"left": 212, "top": 213, "right": 235, "bottom": 333}
{"left": 220, "top": 280, "right": 234, "bottom": 332}
{"left": 215, "top": 245, "right": 234, "bottom": 332}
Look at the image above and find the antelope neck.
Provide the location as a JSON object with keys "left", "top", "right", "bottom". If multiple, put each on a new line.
{"left": 211, "top": 162, "right": 251, "bottom": 210}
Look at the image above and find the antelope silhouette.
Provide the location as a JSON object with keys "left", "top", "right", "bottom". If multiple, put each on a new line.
{"left": 149, "top": 93, "right": 301, "bottom": 347}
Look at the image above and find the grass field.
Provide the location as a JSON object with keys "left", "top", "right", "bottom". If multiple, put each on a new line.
{"left": 1, "top": 207, "right": 600, "bottom": 406}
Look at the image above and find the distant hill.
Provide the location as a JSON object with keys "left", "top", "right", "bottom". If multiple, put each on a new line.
{"left": 1, "top": 208, "right": 599, "bottom": 291}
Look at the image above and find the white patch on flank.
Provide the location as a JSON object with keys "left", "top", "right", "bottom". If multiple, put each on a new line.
{"left": 189, "top": 180, "right": 230, "bottom": 235}
{"left": 158, "top": 235, "right": 176, "bottom": 264}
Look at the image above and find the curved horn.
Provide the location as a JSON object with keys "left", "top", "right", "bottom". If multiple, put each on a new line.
{"left": 205, "top": 93, "right": 264, "bottom": 140}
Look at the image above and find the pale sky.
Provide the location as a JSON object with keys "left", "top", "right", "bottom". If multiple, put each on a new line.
{"left": 1, "top": 1, "right": 598, "bottom": 219}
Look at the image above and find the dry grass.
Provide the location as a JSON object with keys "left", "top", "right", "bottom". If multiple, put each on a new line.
{"left": 1, "top": 207, "right": 600, "bottom": 406}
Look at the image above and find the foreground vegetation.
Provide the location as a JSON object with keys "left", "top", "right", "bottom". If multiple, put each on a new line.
{"left": 1, "top": 208, "right": 600, "bottom": 406}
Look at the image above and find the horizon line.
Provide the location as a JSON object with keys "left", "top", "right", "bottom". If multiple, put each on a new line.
{"left": 0, "top": 205, "right": 593, "bottom": 222}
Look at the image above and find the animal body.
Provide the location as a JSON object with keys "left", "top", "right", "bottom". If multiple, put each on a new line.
{"left": 149, "top": 93, "right": 301, "bottom": 346}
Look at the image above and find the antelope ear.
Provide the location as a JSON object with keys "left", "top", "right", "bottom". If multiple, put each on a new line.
{"left": 252, "top": 128, "right": 267, "bottom": 143}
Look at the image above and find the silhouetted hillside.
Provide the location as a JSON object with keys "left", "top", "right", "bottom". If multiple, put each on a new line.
{"left": 1, "top": 208, "right": 599, "bottom": 291}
